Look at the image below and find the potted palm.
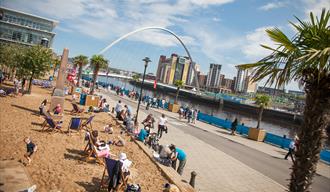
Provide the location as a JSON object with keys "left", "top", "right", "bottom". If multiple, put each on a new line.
{"left": 168, "top": 80, "right": 183, "bottom": 112}
{"left": 248, "top": 94, "right": 271, "bottom": 141}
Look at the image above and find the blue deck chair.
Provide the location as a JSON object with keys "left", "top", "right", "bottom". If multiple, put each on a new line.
{"left": 67, "top": 117, "right": 82, "bottom": 135}
{"left": 81, "top": 115, "right": 95, "bottom": 131}
{"left": 42, "top": 116, "right": 63, "bottom": 133}
{"left": 98, "top": 158, "right": 121, "bottom": 192}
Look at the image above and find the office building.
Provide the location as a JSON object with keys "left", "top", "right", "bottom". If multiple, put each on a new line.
{"left": 234, "top": 66, "right": 257, "bottom": 93}
{"left": 156, "top": 54, "right": 190, "bottom": 85}
{"left": 0, "top": 6, "right": 58, "bottom": 47}
{"left": 186, "top": 62, "right": 200, "bottom": 86}
{"left": 206, "top": 63, "right": 222, "bottom": 89}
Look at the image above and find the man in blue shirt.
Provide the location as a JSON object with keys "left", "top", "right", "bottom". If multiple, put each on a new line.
{"left": 138, "top": 128, "right": 148, "bottom": 143}
{"left": 170, "top": 145, "right": 187, "bottom": 175}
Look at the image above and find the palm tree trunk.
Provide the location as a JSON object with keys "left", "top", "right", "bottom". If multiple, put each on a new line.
{"left": 90, "top": 66, "right": 98, "bottom": 95}
{"left": 289, "top": 77, "right": 330, "bottom": 191}
{"left": 257, "top": 106, "right": 263, "bottom": 129}
{"left": 77, "top": 63, "right": 82, "bottom": 87}
{"left": 175, "top": 87, "right": 180, "bottom": 104}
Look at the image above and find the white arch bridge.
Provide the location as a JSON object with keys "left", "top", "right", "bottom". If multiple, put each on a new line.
{"left": 98, "top": 26, "right": 200, "bottom": 92}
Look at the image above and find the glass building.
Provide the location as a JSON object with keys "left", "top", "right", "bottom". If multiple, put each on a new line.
{"left": 0, "top": 6, "right": 58, "bottom": 48}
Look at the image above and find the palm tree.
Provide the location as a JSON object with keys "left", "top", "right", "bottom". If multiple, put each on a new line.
{"left": 74, "top": 55, "right": 88, "bottom": 86}
{"left": 254, "top": 94, "right": 271, "bottom": 129}
{"left": 239, "top": 9, "right": 330, "bottom": 191}
{"left": 174, "top": 80, "right": 184, "bottom": 104}
{"left": 90, "top": 55, "right": 108, "bottom": 94}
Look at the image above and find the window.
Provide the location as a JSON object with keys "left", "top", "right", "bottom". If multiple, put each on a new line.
{"left": 12, "top": 31, "right": 22, "bottom": 41}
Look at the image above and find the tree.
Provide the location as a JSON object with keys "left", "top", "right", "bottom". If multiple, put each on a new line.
{"left": 131, "top": 74, "right": 140, "bottom": 91}
{"left": 254, "top": 94, "right": 271, "bottom": 129}
{"left": 74, "top": 55, "right": 88, "bottom": 86}
{"left": 239, "top": 9, "right": 330, "bottom": 191}
{"left": 90, "top": 55, "right": 108, "bottom": 94}
{"left": 174, "top": 80, "right": 184, "bottom": 104}
{"left": 0, "top": 44, "right": 24, "bottom": 79}
{"left": 21, "top": 45, "right": 53, "bottom": 93}
{"left": 52, "top": 57, "right": 61, "bottom": 78}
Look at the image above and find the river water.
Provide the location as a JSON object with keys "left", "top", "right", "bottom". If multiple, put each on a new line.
{"left": 97, "top": 76, "right": 299, "bottom": 138}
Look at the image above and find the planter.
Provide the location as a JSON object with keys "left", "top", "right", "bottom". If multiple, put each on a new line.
{"left": 168, "top": 103, "right": 180, "bottom": 113}
{"left": 248, "top": 127, "right": 266, "bottom": 142}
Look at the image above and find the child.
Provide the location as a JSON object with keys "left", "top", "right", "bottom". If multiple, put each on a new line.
{"left": 24, "top": 137, "right": 37, "bottom": 165}
{"left": 104, "top": 123, "right": 113, "bottom": 134}
{"left": 53, "top": 104, "right": 62, "bottom": 115}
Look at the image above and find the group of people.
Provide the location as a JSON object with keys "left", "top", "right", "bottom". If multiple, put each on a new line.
{"left": 178, "top": 106, "right": 198, "bottom": 124}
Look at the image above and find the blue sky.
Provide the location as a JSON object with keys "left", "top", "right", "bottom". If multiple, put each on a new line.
{"left": 2, "top": 0, "right": 329, "bottom": 91}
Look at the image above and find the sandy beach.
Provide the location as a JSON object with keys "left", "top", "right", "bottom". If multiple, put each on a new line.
{"left": 0, "top": 81, "right": 169, "bottom": 191}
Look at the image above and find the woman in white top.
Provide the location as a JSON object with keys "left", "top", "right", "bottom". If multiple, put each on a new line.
{"left": 158, "top": 114, "right": 168, "bottom": 138}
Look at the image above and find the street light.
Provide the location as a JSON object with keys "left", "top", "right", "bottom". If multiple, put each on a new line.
{"left": 135, "top": 57, "right": 151, "bottom": 124}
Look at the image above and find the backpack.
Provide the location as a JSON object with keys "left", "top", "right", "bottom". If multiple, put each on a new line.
{"left": 125, "top": 184, "right": 141, "bottom": 192}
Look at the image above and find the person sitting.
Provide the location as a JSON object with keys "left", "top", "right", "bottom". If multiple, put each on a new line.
{"left": 53, "top": 104, "right": 62, "bottom": 115}
{"left": 155, "top": 145, "right": 175, "bottom": 166}
{"left": 90, "top": 130, "right": 110, "bottom": 158}
{"left": 142, "top": 114, "right": 155, "bottom": 129}
{"left": 24, "top": 137, "right": 37, "bottom": 165}
{"left": 137, "top": 128, "right": 148, "bottom": 143}
{"left": 118, "top": 109, "right": 126, "bottom": 121}
{"left": 119, "top": 153, "right": 132, "bottom": 182}
{"left": 104, "top": 123, "right": 113, "bottom": 134}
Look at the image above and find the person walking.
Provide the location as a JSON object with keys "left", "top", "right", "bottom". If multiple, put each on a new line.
{"left": 115, "top": 100, "right": 123, "bottom": 119}
{"left": 285, "top": 136, "right": 298, "bottom": 162}
{"left": 170, "top": 144, "right": 187, "bottom": 175}
{"left": 231, "top": 118, "right": 238, "bottom": 135}
{"left": 157, "top": 114, "right": 167, "bottom": 138}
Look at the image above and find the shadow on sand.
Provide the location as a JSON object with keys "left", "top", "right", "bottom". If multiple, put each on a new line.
{"left": 11, "top": 104, "right": 39, "bottom": 114}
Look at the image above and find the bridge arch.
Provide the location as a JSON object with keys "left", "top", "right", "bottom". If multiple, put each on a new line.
{"left": 98, "top": 26, "right": 200, "bottom": 92}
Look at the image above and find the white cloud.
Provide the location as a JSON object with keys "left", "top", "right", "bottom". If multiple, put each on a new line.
{"left": 241, "top": 26, "right": 276, "bottom": 61}
{"left": 189, "top": 0, "right": 235, "bottom": 6}
{"left": 302, "top": 0, "right": 330, "bottom": 17}
{"left": 259, "top": 1, "right": 285, "bottom": 11}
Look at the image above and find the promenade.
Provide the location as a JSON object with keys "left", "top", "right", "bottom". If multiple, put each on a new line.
{"left": 99, "top": 89, "right": 330, "bottom": 192}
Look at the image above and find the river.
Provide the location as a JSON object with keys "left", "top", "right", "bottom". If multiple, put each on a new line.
{"left": 96, "top": 76, "right": 299, "bottom": 138}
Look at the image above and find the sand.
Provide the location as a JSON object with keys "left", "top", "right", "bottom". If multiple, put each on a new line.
{"left": 0, "top": 82, "right": 168, "bottom": 191}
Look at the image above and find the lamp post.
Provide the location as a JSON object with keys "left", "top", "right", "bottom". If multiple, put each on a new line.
{"left": 135, "top": 57, "right": 151, "bottom": 124}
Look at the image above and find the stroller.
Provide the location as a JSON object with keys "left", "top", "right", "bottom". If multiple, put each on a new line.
{"left": 146, "top": 133, "right": 160, "bottom": 152}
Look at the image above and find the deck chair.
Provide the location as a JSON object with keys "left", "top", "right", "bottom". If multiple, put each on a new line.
{"left": 81, "top": 115, "right": 95, "bottom": 131}
{"left": 67, "top": 117, "right": 83, "bottom": 135}
{"left": 42, "top": 116, "right": 63, "bottom": 133}
{"left": 71, "top": 103, "right": 84, "bottom": 115}
{"left": 99, "top": 158, "right": 127, "bottom": 192}
{"left": 84, "top": 130, "right": 104, "bottom": 165}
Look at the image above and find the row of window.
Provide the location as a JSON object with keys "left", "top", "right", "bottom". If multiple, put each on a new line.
{"left": 1, "top": 13, "right": 53, "bottom": 32}
{"left": 0, "top": 26, "right": 51, "bottom": 47}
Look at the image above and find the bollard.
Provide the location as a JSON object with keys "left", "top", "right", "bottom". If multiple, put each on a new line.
{"left": 189, "top": 171, "right": 197, "bottom": 188}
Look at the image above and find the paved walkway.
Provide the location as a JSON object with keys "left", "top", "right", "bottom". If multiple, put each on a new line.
{"left": 99, "top": 90, "right": 288, "bottom": 192}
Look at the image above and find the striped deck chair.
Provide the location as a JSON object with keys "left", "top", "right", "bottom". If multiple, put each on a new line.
{"left": 70, "top": 103, "right": 84, "bottom": 115}
{"left": 42, "top": 116, "right": 63, "bottom": 133}
{"left": 67, "top": 117, "right": 83, "bottom": 135}
{"left": 81, "top": 115, "right": 95, "bottom": 131}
